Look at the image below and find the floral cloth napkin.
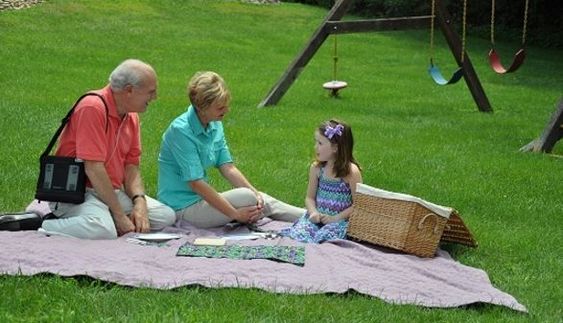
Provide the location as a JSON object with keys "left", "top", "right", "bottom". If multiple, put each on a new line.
{"left": 177, "top": 243, "right": 305, "bottom": 266}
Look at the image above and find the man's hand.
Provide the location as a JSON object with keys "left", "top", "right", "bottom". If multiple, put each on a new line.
{"left": 130, "top": 198, "right": 150, "bottom": 233}
{"left": 85, "top": 161, "right": 136, "bottom": 236}
{"left": 114, "top": 213, "right": 135, "bottom": 236}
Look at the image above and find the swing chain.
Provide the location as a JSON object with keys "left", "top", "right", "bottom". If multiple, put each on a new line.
{"left": 461, "top": 0, "right": 467, "bottom": 63}
{"left": 430, "top": 0, "right": 436, "bottom": 64}
{"left": 333, "top": 26, "right": 339, "bottom": 81}
{"left": 490, "top": 0, "right": 495, "bottom": 46}
{"left": 522, "top": 0, "right": 529, "bottom": 46}
{"left": 492, "top": 0, "right": 529, "bottom": 47}
{"left": 430, "top": 0, "right": 466, "bottom": 63}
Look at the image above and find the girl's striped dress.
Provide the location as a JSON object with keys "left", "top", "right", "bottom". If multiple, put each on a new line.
{"left": 280, "top": 166, "right": 352, "bottom": 243}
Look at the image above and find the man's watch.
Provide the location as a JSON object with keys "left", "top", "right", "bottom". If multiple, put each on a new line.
{"left": 132, "top": 194, "right": 146, "bottom": 203}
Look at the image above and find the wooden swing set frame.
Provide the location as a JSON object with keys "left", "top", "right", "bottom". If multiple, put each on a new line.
{"left": 257, "top": 0, "right": 492, "bottom": 113}
{"left": 520, "top": 97, "right": 563, "bottom": 154}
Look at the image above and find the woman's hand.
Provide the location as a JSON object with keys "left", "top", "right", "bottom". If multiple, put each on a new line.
{"left": 254, "top": 192, "right": 265, "bottom": 211}
{"left": 234, "top": 205, "right": 263, "bottom": 223}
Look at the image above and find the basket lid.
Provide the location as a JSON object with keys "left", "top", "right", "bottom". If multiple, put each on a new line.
{"left": 440, "top": 212, "right": 477, "bottom": 247}
{"left": 356, "top": 183, "right": 453, "bottom": 218}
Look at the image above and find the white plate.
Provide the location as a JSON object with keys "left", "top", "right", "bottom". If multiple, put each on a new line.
{"left": 134, "top": 233, "right": 181, "bottom": 242}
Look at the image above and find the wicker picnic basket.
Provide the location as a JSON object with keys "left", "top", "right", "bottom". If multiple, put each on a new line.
{"left": 348, "top": 184, "right": 452, "bottom": 258}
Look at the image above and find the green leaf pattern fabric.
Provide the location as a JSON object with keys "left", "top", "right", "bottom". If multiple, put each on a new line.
{"left": 177, "top": 243, "right": 305, "bottom": 266}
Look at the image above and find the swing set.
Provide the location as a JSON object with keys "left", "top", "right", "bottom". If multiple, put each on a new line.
{"left": 258, "top": 0, "right": 530, "bottom": 112}
{"left": 520, "top": 97, "right": 563, "bottom": 154}
{"left": 429, "top": 0, "right": 529, "bottom": 85}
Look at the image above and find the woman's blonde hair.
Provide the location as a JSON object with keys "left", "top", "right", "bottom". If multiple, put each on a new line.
{"left": 187, "top": 71, "right": 231, "bottom": 111}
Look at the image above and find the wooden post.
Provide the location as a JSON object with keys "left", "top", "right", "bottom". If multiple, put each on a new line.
{"left": 436, "top": 0, "right": 492, "bottom": 112}
{"left": 520, "top": 97, "right": 563, "bottom": 153}
{"left": 257, "top": 0, "right": 353, "bottom": 108}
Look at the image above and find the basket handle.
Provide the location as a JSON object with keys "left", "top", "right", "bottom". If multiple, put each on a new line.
{"left": 417, "top": 213, "right": 440, "bottom": 235}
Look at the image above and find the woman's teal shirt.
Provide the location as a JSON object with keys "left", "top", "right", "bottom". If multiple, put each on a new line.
{"left": 157, "top": 105, "right": 232, "bottom": 210}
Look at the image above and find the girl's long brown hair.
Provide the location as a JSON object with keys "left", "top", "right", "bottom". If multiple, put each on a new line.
{"left": 316, "top": 119, "right": 361, "bottom": 178}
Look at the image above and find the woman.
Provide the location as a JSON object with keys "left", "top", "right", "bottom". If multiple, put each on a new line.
{"left": 158, "top": 71, "right": 304, "bottom": 228}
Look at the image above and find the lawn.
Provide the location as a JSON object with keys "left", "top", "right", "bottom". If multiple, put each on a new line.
{"left": 0, "top": 0, "right": 561, "bottom": 322}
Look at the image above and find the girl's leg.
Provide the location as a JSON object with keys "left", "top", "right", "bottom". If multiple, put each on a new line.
{"left": 279, "top": 215, "right": 319, "bottom": 243}
{"left": 312, "top": 221, "right": 348, "bottom": 243}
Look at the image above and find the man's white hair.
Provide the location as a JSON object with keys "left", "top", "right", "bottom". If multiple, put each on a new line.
{"left": 109, "top": 59, "right": 153, "bottom": 91}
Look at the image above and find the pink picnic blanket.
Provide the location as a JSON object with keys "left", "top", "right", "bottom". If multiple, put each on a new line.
{"left": 0, "top": 217, "right": 526, "bottom": 312}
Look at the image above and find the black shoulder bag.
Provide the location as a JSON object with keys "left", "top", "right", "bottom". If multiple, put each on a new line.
{"left": 35, "top": 93, "right": 109, "bottom": 204}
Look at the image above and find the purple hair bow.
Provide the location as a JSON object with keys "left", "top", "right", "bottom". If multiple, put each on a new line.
{"left": 324, "top": 124, "right": 344, "bottom": 139}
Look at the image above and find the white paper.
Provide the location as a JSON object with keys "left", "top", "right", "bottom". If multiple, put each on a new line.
{"left": 223, "top": 233, "right": 261, "bottom": 240}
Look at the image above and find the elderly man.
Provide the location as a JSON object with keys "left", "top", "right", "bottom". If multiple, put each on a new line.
{"left": 40, "top": 59, "right": 175, "bottom": 239}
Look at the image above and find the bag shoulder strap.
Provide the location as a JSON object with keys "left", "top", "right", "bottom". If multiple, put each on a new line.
{"left": 41, "top": 92, "right": 109, "bottom": 158}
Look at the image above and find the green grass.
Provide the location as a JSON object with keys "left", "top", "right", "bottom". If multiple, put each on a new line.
{"left": 1, "top": 0, "right": 562, "bottom": 321}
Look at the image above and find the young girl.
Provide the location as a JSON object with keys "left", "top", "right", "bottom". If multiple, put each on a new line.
{"left": 280, "top": 119, "right": 362, "bottom": 243}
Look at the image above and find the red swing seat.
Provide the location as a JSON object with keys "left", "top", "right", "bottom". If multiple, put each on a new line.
{"left": 488, "top": 48, "right": 526, "bottom": 74}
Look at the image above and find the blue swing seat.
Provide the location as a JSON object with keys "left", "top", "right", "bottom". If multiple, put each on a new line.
{"left": 428, "top": 61, "right": 464, "bottom": 86}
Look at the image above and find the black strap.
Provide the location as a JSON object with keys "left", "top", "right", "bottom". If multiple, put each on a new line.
{"left": 41, "top": 93, "right": 109, "bottom": 158}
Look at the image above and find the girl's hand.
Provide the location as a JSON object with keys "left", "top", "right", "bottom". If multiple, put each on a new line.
{"left": 320, "top": 214, "right": 341, "bottom": 224}
{"left": 309, "top": 212, "right": 322, "bottom": 224}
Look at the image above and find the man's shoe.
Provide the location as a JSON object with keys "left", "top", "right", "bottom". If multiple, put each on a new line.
{"left": 0, "top": 212, "right": 43, "bottom": 231}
